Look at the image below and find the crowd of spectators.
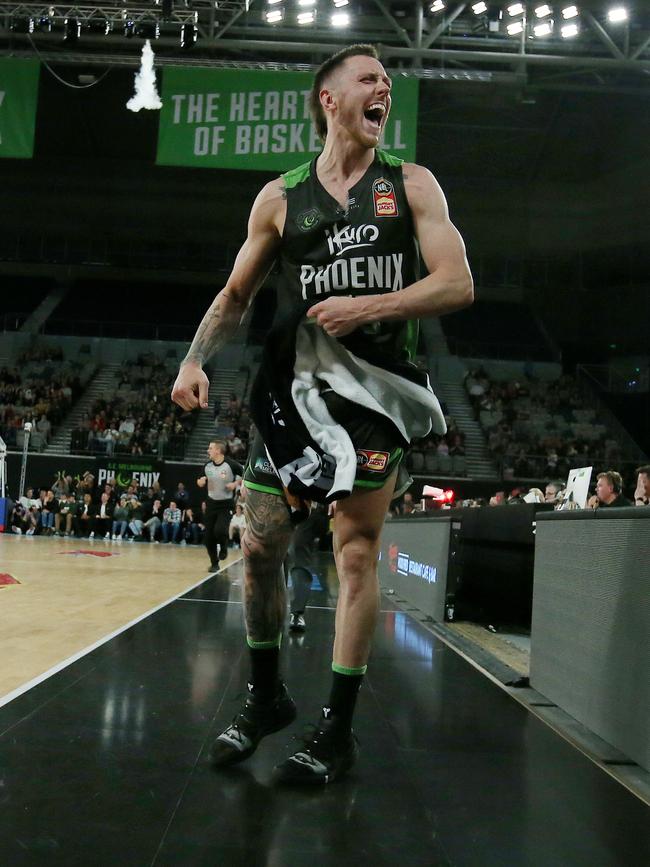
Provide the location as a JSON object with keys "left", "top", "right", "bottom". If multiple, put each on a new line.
{"left": 406, "top": 410, "right": 467, "bottom": 477}
{"left": 7, "top": 470, "right": 247, "bottom": 545}
{"left": 213, "top": 392, "right": 253, "bottom": 463}
{"left": 391, "top": 465, "right": 650, "bottom": 515}
{"left": 465, "top": 367, "right": 627, "bottom": 481}
{"left": 0, "top": 345, "right": 88, "bottom": 451}
{"left": 71, "top": 353, "right": 196, "bottom": 459}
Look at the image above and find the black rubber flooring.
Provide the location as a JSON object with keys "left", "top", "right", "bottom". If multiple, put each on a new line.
{"left": 1, "top": 557, "right": 649, "bottom": 866}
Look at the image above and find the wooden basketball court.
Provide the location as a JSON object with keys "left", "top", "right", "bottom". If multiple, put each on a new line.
{"left": 0, "top": 534, "right": 241, "bottom": 704}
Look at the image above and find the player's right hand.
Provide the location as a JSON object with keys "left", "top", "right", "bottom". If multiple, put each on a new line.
{"left": 171, "top": 362, "right": 210, "bottom": 411}
{"left": 197, "top": 477, "right": 207, "bottom": 488}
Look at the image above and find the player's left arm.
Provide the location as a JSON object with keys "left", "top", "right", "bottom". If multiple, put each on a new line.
{"left": 308, "top": 163, "right": 473, "bottom": 336}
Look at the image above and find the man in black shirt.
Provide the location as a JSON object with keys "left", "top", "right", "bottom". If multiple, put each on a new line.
{"left": 588, "top": 471, "right": 632, "bottom": 509}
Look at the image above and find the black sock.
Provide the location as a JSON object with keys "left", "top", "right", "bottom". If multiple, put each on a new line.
{"left": 325, "top": 664, "right": 366, "bottom": 734}
{"left": 247, "top": 636, "right": 281, "bottom": 701}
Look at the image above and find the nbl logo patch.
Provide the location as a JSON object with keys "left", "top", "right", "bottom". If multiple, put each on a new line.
{"left": 356, "top": 449, "right": 390, "bottom": 472}
{"left": 372, "top": 178, "right": 398, "bottom": 218}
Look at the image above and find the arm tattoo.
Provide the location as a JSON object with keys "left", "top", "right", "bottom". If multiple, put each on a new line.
{"left": 182, "top": 291, "right": 243, "bottom": 367}
{"left": 241, "top": 489, "right": 292, "bottom": 642}
{"left": 279, "top": 185, "right": 287, "bottom": 200}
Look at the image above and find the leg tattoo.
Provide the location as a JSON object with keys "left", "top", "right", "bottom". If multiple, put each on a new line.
{"left": 241, "top": 489, "right": 292, "bottom": 643}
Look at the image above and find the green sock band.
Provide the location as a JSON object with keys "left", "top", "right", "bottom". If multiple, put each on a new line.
{"left": 332, "top": 662, "right": 367, "bottom": 676}
{"left": 247, "top": 633, "right": 282, "bottom": 650}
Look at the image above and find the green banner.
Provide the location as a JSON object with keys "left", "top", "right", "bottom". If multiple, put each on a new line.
{"left": 0, "top": 58, "right": 39, "bottom": 158}
{"left": 157, "top": 67, "right": 418, "bottom": 170}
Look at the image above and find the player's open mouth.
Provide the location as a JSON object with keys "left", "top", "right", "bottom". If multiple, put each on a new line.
{"left": 363, "top": 102, "right": 386, "bottom": 130}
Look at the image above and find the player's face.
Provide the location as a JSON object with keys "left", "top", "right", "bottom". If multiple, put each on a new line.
{"left": 326, "top": 55, "right": 392, "bottom": 148}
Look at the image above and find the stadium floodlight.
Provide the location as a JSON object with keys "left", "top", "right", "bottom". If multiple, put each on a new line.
{"left": 265, "top": 8, "right": 283, "bottom": 22}
{"left": 607, "top": 7, "right": 628, "bottom": 23}
{"left": 297, "top": 0, "right": 316, "bottom": 6}
{"left": 535, "top": 4, "right": 552, "bottom": 16}
{"left": 507, "top": 20, "right": 524, "bottom": 34}
{"left": 471, "top": 2, "right": 487, "bottom": 14}
{"left": 507, "top": 3, "right": 524, "bottom": 16}
{"left": 562, "top": 5, "right": 578, "bottom": 19}
{"left": 333, "top": 0, "right": 349, "bottom": 6}
{"left": 297, "top": 10, "right": 315, "bottom": 23}
{"left": 430, "top": 0, "right": 445, "bottom": 12}
{"left": 331, "top": 11, "right": 350, "bottom": 26}
{"left": 533, "top": 21, "right": 552, "bottom": 36}
{"left": 561, "top": 22, "right": 579, "bottom": 36}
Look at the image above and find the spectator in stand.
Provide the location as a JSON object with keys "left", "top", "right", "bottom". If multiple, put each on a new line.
{"left": 36, "top": 414, "right": 51, "bottom": 443}
{"left": 143, "top": 498, "right": 164, "bottom": 542}
{"left": 587, "top": 471, "right": 632, "bottom": 509}
{"left": 40, "top": 490, "right": 58, "bottom": 535}
{"left": 56, "top": 494, "right": 76, "bottom": 536}
{"left": 128, "top": 499, "right": 145, "bottom": 540}
{"left": 229, "top": 503, "right": 247, "bottom": 547}
{"left": 174, "top": 482, "right": 191, "bottom": 509}
{"left": 161, "top": 501, "right": 182, "bottom": 544}
{"left": 182, "top": 506, "right": 203, "bottom": 545}
{"left": 489, "top": 491, "right": 506, "bottom": 507}
{"left": 400, "top": 492, "right": 419, "bottom": 515}
{"left": 52, "top": 474, "right": 73, "bottom": 499}
{"left": 544, "top": 480, "right": 563, "bottom": 504}
{"left": 634, "top": 465, "right": 650, "bottom": 506}
{"left": 112, "top": 496, "right": 130, "bottom": 540}
{"left": 94, "top": 493, "right": 114, "bottom": 539}
{"left": 75, "top": 493, "right": 96, "bottom": 537}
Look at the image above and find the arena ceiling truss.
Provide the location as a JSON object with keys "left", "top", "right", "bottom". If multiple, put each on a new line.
{"left": 1, "top": 1, "right": 650, "bottom": 95}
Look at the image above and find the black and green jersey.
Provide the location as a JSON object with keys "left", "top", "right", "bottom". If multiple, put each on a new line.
{"left": 281, "top": 149, "right": 420, "bottom": 362}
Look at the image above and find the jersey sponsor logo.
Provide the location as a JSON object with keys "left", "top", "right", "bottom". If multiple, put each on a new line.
{"left": 373, "top": 178, "right": 398, "bottom": 218}
{"left": 356, "top": 449, "right": 390, "bottom": 472}
{"left": 296, "top": 207, "right": 322, "bottom": 232}
{"left": 299, "top": 253, "right": 403, "bottom": 298}
{"left": 325, "top": 222, "right": 379, "bottom": 257}
{"left": 254, "top": 456, "right": 275, "bottom": 474}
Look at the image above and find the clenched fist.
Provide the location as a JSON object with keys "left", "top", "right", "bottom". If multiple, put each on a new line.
{"left": 306, "top": 296, "right": 365, "bottom": 338}
{"left": 171, "top": 362, "right": 210, "bottom": 411}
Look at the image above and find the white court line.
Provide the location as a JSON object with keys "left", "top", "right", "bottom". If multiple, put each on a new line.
{"left": 0, "top": 558, "right": 243, "bottom": 710}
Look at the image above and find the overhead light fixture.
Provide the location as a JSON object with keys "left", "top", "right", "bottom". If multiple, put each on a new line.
{"left": 63, "top": 17, "right": 81, "bottom": 41}
{"left": 507, "top": 20, "right": 524, "bottom": 34}
{"left": 562, "top": 5, "right": 578, "bottom": 19}
{"left": 607, "top": 7, "right": 628, "bottom": 23}
{"left": 561, "top": 22, "right": 579, "bottom": 36}
{"left": 507, "top": 3, "right": 524, "bottom": 16}
{"left": 265, "top": 8, "right": 283, "bottom": 22}
{"left": 471, "top": 2, "right": 487, "bottom": 13}
{"left": 9, "top": 16, "right": 34, "bottom": 33}
{"left": 180, "top": 22, "right": 197, "bottom": 47}
{"left": 135, "top": 21, "right": 159, "bottom": 38}
{"left": 297, "top": 0, "right": 316, "bottom": 6}
{"left": 267, "top": 0, "right": 283, "bottom": 4}
{"left": 430, "top": 0, "right": 445, "bottom": 12}
{"left": 86, "top": 18, "right": 112, "bottom": 35}
{"left": 333, "top": 0, "right": 349, "bottom": 6}
{"left": 331, "top": 11, "right": 350, "bottom": 26}
{"left": 297, "top": 10, "right": 315, "bottom": 23}
{"left": 535, "top": 4, "right": 552, "bottom": 16}
{"left": 533, "top": 21, "right": 552, "bottom": 36}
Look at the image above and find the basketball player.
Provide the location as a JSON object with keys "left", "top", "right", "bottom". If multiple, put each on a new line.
{"left": 172, "top": 44, "right": 473, "bottom": 784}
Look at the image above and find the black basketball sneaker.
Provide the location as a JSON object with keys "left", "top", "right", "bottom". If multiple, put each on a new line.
{"left": 272, "top": 707, "right": 359, "bottom": 785}
{"left": 209, "top": 681, "right": 296, "bottom": 767}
